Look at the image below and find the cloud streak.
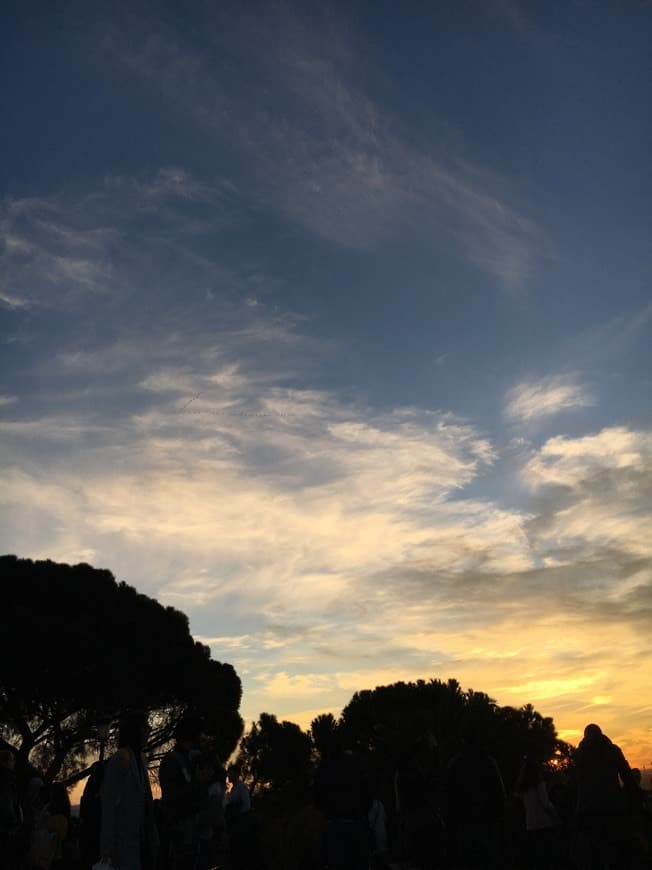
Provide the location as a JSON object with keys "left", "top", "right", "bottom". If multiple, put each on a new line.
{"left": 100, "top": 4, "right": 545, "bottom": 289}
{"left": 505, "top": 374, "right": 594, "bottom": 422}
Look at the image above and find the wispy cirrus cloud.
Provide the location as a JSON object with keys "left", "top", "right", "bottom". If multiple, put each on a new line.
{"left": 0, "top": 167, "right": 246, "bottom": 313}
{"left": 99, "top": 4, "right": 545, "bottom": 289}
{"left": 564, "top": 302, "right": 652, "bottom": 365}
{"left": 0, "top": 196, "right": 115, "bottom": 308}
{"left": 505, "top": 374, "right": 595, "bottom": 422}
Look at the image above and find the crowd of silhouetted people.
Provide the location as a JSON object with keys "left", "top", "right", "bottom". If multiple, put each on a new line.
{"left": 310, "top": 723, "right": 652, "bottom": 870}
{"left": 2, "top": 714, "right": 651, "bottom": 870}
{"left": 0, "top": 752, "right": 73, "bottom": 870}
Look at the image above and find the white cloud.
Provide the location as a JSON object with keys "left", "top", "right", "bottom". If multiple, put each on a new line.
{"left": 0, "top": 379, "right": 499, "bottom": 623}
{"left": 505, "top": 374, "right": 594, "bottom": 422}
{"left": 3, "top": 411, "right": 652, "bottom": 764}
{"left": 523, "top": 427, "right": 652, "bottom": 489}
{"left": 522, "top": 426, "right": 652, "bottom": 562}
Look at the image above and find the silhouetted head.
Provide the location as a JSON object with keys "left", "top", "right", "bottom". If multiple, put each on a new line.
{"left": 517, "top": 757, "right": 541, "bottom": 791}
{"left": 583, "top": 723, "right": 602, "bottom": 741}
{"left": 118, "top": 710, "right": 150, "bottom": 752}
{"left": 173, "top": 714, "right": 203, "bottom": 749}
{"left": 227, "top": 763, "right": 241, "bottom": 784}
{"left": 49, "top": 782, "right": 71, "bottom": 818}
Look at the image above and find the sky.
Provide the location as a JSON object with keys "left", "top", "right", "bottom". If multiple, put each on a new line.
{"left": 1, "top": 0, "right": 651, "bottom": 770}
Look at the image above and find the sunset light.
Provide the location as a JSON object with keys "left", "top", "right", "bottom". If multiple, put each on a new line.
{"left": 2, "top": 0, "right": 651, "bottom": 782}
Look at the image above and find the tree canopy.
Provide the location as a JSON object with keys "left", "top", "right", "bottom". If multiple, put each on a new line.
{"left": 236, "top": 712, "right": 313, "bottom": 798}
{"left": 336, "top": 678, "right": 559, "bottom": 788}
{"left": 233, "top": 678, "right": 561, "bottom": 804}
{"left": 0, "top": 555, "right": 243, "bottom": 784}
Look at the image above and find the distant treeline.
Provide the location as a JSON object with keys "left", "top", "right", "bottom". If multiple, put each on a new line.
{"left": 236, "top": 680, "right": 568, "bottom": 804}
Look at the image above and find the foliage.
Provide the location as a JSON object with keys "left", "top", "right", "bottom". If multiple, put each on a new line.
{"left": 236, "top": 678, "right": 560, "bottom": 811}
{"left": 0, "top": 555, "right": 243, "bottom": 784}
{"left": 309, "top": 712, "right": 340, "bottom": 757}
{"left": 547, "top": 738, "right": 575, "bottom": 773}
{"left": 236, "top": 713, "right": 312, "bottom": 798}
{"left": 337, "top": 678, "right": 558, "bottom": 789}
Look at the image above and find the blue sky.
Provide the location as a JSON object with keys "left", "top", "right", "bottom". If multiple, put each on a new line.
{"left": 1, "top": 0, "right": 651, "bottom": 764}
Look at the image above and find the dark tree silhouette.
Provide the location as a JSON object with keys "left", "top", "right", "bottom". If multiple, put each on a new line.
{"left": 236, "top": 713, "right": 312, "bottom": 797}
{"left": 0, "top": 555, "right": 243, "bottom": 784}
{"left": 310, "top": 712, "right": 341, "bottom": 758}
{"left": 336, "top": 678, "right": 559, "bottom": 789}
{"left": 227, "top": 684, "right": 563, "bottom": 870}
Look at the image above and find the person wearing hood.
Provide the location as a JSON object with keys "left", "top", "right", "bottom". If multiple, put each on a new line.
{"left": 574, "top": 723, "right": 636, "bottom": 869}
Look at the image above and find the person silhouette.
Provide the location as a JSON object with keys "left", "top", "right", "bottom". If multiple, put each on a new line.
{"left": 225, "top": 764, "right": 257, "bottom": 870}
{"left": 516, "top": 757, "right": 560, "bottom": 870}
{"left": 446, "top": 726, "right": 506, "bottom": 869}
{"left": 314, "top": 748, "right": 370, "bottom": 870}
{"left": 574, "top": 723, "right": 636, "bottom": 870}
{"left": 158, "top": 714, "right": 204, "bottom": 870}
{"left": 99, "top": 710, "right": 158, "bottom": 870}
